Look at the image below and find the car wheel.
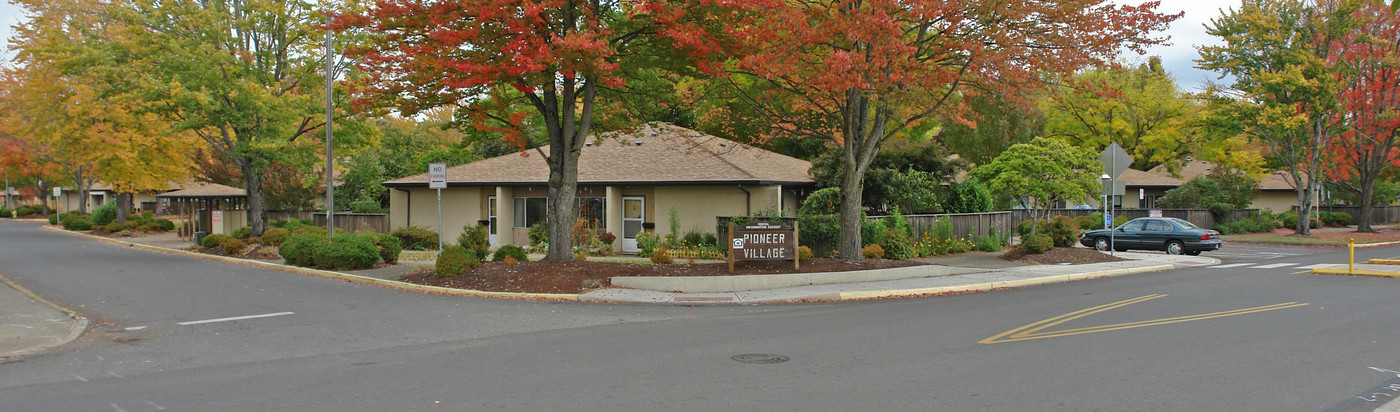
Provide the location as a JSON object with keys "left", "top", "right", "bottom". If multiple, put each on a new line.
{"left": 1094, "top": 237, "right": 1111, "bottom": 251}
{"left": 1186, "top": 250, "right": 1202, "bottom": 256}
{"left": 1166, "top": 240, "right": 1184, "bottom": 255}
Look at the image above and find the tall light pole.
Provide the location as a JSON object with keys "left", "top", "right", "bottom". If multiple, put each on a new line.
{"left": 1101, "top": 173, "right": 1112, "bottom": 255}
{"left": 324, "top": 12, "right": 335, "bottom": 237}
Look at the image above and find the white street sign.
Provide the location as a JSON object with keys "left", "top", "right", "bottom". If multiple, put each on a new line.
{"left": 53, "top": 187, "right": 61, "bottom": 197}
{"left": 428, "top": 163, "right": 447, "bottom": 189}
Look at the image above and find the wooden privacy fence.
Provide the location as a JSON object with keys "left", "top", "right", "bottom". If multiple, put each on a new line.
{"left": 866, "top": 212, "right": 1015, "bottom": 242}
{"left": 1295, "top": 205, "right": 1400, "bottom": 225}
{"left": 267, "top": 210, "right": 389, "bottom": 233}
{"left": 1007, "top": 209, "right": 1259, "bottom": 229}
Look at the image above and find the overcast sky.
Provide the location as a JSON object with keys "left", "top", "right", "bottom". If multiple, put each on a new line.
{"left": 0, "top": 0, "right": 1240, "bottom": 91}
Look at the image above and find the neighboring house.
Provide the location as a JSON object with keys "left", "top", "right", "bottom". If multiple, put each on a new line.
{"left": 1112, "top": 168, "right": 1185, "bottom": 209}
{"left": 382, "top": 123, "right": 816, "bottom": 252}
{"left": 58, "top": 182, "right": 191, "bottom": 214}
{"left": 1146, "top": 159, "right": 1315, "bottom": 213}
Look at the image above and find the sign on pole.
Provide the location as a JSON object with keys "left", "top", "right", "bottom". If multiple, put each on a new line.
{"left": 428, "top": 163, "right": 447, "bottom": 189}
{"left": 53, "top": 187, "right": 61, "bottom": 198}
{"left": 1098, "top": 142, "right": 1132, "bottom": 179}
{"left": 428, "top": 163, "right": 446, "bottom": 251}
{"left": 728, "top": 220, "right": 799, "bottom": 273}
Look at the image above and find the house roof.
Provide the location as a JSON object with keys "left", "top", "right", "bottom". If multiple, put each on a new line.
{"left": 1148, "top": 159, "right": 1300, "bottom": 191}
{"left": 89, "top": 181, "right": 192, "bottom": 193}
{"left": 1116, "top": 168, "right": 1184, "bottom": 187}
{"left": 155, "top": 183, "right": 247, "bottom": 199}
{"left": 384, "top": 123, "right": 815, "bottom": 187}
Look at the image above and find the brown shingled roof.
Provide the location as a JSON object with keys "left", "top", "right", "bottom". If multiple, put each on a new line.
{"left": 1148, "top": 159, "right": 1303, "bottom": 191}
{"left": 1116, "top": 168, "right": 1184, "bottom": 187}
{"left": 156, "top": 183, "right": 247, "bottom": 198}
{"left": 385, "top": 123, "right": 815, "bottom": 187}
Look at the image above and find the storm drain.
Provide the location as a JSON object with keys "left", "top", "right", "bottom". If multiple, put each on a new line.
{"left": 731, "top": 354, "right": 789, "bottom": 364}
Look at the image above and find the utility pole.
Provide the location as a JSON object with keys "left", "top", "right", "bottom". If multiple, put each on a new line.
{"left": 324, "top": 12, "right": 336, "bottom": 237}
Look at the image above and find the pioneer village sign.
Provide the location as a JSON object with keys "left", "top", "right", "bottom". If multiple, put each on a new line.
{"left": 728, "top": 220, "right": 799, "bottom": 272}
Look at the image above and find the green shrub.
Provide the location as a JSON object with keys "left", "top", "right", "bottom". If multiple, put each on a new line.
{"left": 0, "top": 207, "right": 10, "bottom": 218}
{"left": 1215, "top": 212, "right": 1277, "bottom": 234}
{"left": 976, "top": 234, "right": 1004, "bottom": 252}
{"left": 702, "top": 233, "right": 717, "bottom": 247}
{"left": 528, "top": 221, "right": 549, "bottom": 246}
{"left": 368, "top": 232, "right": 402, "bottom": 264}
{"left": 261, "top": 227, "right": 291, "bottom": 246}
{"left": 1321, "top": 211, "right": 1352, "bottom": 227}
{"left": 876, "top": 228, "right": 914, "bottom": 260}
{"left": 650, "top": 247, "right": 674, "bottom": 264}
{"left": 682, "top": 231, "right": 705, "bottom": 247}
{"left": 1279, "top": 211, "right": 1323, "bottom": 229}
{"left": 139, "top": 222, "right": 162, "bottom": 232}
{"left": 392, "top": 226, "right": 439, "bottom": 250}
{"left": 636, "top": 231, "right": 660, "bottom": 257}
{"left": 220, "top": 239, "right": 246, "bottom": 255}
{"left": 247, "top": 236, "right": 262, "bottom": 245}
{"left": 797, "top": 245, "right": 813, "bottom": 262}
{"left": 1074, "top": 214, "right": 1102, "bottom": 231}
{"left": 122, "top": 221, "right": 141, "bottom": 230}
{"left": 232, "top": 226, "right": 252, "bottom": 240}
{"left": 861, "top": 244, "right": 885, "bottom": 259}
{"left": 292, "top": 225, "right": 324, "bottom": 235}
{"left": 103, "top": 222, "right": 124, "bottom": 233}
{"left": 61, "top": 214, "right": 91, "bottom": 230}
{"left": 1016, "top": 219, "right": 1039, "bottom": 238}
{"left": 120, "top": 230, "right": 133, "bottom": 237}
{"left": 312, "top": 235, "right": 380, "bottom": 270}
{"left": 349, "top": 198, "right": 384, "bottom": 214}
{"left": 883, "top": 205, "right": 913, "bottom": 237}
{"left": 492, "top": 244, "right": 528, "bottom": 262}
{"left": 457, "top": 224, "right": 490, "bottom": 260}
{"left": 1044, "top": 216, "right": 1079, "bottom": 247}
{"left": 156, "top": 219, "right": 175, "bottom": 231}
{"left": 799, "top": 187, "right": 842, "bottom": 215}
{"left": 91, "top": 203, "right": 118, "bottom": 226}
{"left": 1022, "top": 233, "right": 1053, "bottom": 254}
{"left": 435, "top": 246, "right": 479, "bottom": 277}
{"left": 16, "top": 204, "right": 45, "bottom": 216}
{"left": 280, "top": 232, "right": 327, "bottom": 267}
{"left": 48, "top": 213, "right": 58, "bottom": 225}
{"left": 272, "top": 218, "right": 316, "bottom": 229}
{"left": 201, "top": 234, "right": 234, "bottom": 249}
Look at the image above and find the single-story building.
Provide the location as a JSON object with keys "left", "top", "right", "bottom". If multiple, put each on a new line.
{"left": 1147, "top": 160, "right": 1315, "bottom": 213}
{"left": 58, "top": 181, "right": 191, "bottom": 214}
{"left": 155, "top": 183, "right": 248, "bottom": 238}
{"left": 382, "top": 123, "right": 816, "bottom": 253}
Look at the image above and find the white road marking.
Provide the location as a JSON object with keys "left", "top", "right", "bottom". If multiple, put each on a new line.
{"left": 1252, "top": 263, "right": 1300, "bottom": 269}
{"left": 1299, "top": 264, "right": 1337, "bottom": 269}
{"left": 107, "top": 370, "right": 123, "bottom": 378}
{"left": 146, "top": 400, "right": 167, "bottom": 410}
{"left": 1210, "top": 263, "right": 1251, "bottom": 269}
{"left": 74, "top": 375, "right": 87, "bottom": 382}
{"left": 177, "top": 311, "right": 294, "bottom": 326}
{"left": 110, "top": 403, "right": 128, "bottom": 412}
{"left": 124, "top": 326, "right": 146, "bottom": 331}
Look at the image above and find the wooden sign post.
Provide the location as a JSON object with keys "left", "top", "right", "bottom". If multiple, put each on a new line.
{"left": 728, "top": 220, "right": 799, "bottom": 273}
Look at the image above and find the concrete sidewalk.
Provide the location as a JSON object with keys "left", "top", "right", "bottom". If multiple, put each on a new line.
{"left": 0, "top": 275, "right": 87, "bottom": 359}
{"left": 579, "top": 251, "right": 1216, "bottom": 304}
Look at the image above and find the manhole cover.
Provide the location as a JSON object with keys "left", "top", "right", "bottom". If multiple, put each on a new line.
{"left": 731, "top": 354, "right": 789, "bottom": 364}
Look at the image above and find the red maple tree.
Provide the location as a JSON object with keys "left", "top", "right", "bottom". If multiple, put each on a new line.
{"left": 720, "top": 0, "right": 1180, "bottom": 260}
{"left": 335, "top": 0, "right": 742, "bottom": 261}
{"left": 1328, "top": 3, "right": 1400, "bottom": 232}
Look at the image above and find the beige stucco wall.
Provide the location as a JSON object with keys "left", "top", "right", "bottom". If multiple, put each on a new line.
{"left": 389, "top": 187, "right": 484, "bottom": 244}
{"left": 1252, "top": 190, "right": 1305, "bottom": 213}
{"left": 654, "top": 185, "right": 752, "bottom": 238}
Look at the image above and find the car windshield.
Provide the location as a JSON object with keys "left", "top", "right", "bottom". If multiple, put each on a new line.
{"left": 1169, "top": 218, "right": 1199, "bottom": 230}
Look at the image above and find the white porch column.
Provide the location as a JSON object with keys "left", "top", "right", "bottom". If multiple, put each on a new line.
{"left": 605, "top": 186, "right": 623, "bottom": 252}
{"left": 495, "top": 186, "right": 515, "bottom": 246}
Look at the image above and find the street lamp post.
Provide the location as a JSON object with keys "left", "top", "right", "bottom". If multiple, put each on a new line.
{"left": 324, "top": 13, "right": 335, "bottom": 238}
{"left": 1101, "top": 173, "right": 1112, "bottom": 256}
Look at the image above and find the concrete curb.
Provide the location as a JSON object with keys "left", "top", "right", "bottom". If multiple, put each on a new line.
{"left": 1225, "top": 239, "right": 1400, "bottom": 249}
{"left": 834, "top": 264, "right": 1177, "bottom": 301}
{"left": 0, "top": 273, "right": 88, "bottom": 358}
{"left": 1310, "top": 267, "right": 1400, "bottom": 278}
{"left": 39, "top": 226, "right": 579, "bottom": 301}
{"left": 611, "top": 265, "right": 963, "bottom": 293}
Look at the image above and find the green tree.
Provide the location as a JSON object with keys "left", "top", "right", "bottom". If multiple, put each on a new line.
{"left": 1042, "top": 57, "right": 1201, "bottom": 172}
{"left": 968, "top": 137, "right": 1101, "bottom": 235}
{"left": 939, "top": 94, "right": 1044, "bottom": 168}
{"left": 1156, "top": 170, "right": 1259, "bottom": 218}
{"left": 1197, "top": 0, "right": 1361, "bottom": 235}
{"left": 809, "top": 139, "right": 962, "bottom": 214}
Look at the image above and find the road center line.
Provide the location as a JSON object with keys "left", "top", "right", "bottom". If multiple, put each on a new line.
{"left": 177, "top": 311, "right": 294, "bottom": 326}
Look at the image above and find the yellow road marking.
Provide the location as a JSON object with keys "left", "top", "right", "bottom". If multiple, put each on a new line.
{"left": 980, "top": 294, "right": 1309, "bottom": 344}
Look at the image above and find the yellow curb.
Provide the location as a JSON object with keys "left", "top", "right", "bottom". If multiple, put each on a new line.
{"left": 1311, "top": 268, "right": 1400, "bottom": 278}
{"left": 1366, "top": 259, "right": 1400, "bottom": 265}
{"left": 835, "top": 264, "right": 1177, "bottom": 301}
{"left": 40, "top": 226, "right": 579, "bottom": 301}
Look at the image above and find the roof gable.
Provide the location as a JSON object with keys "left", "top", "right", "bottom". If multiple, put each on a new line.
{"left": 385, "top": 123, "right": 814, "bottom": 186}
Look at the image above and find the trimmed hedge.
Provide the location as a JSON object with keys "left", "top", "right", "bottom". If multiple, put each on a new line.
{"left": 61, "top": 214, "right": 92, "bottom": 230}
{"left": 261, "top": 228, "right": 291, "bottom": 246}
{"left": 392, "top": 226, "right": 439, "bottom": 251}
{"left": 201, "top": 234, "right": 234, "bottom": 249}
{"left": 91, "top": 203, "right": 118, "bottom": 226}
{"left": 492, "top": 244, "right": 528, "bottom": 262}
{"left": 312, "top": 235, "right": 380, "bottom": 270}
{"left": 220, "top": 239, "right": 246, "bottom": 255}
{"left": 457, "top": 224, "right": 490, "bottom": 260}
{"left": 1022, "top": 233, "right": 1053, "bottom": 254}
{"left": 436, "top": 246, "right": 479, "bottom": 277}
{"left": 279, "top": 232, "right": 326, "bottom": 267}
{"left": 368, "top": 232, "right": 402, "bottom": 265}
{"left": 232, "top": 226, "right": 252, "bottom": 240}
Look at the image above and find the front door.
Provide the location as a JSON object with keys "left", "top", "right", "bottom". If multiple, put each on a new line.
{"left": 487, "top": 196, "right": 498, "bottom": 246}
{"left": 622, "top": 196, "right": 644, "bottom": 253}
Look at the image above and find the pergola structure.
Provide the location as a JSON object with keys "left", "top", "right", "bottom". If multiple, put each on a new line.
{"left": 155, "top": 183, "right": 247, "bottom": 239}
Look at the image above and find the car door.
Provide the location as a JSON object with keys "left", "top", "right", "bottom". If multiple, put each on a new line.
{"left": 1115, "top": 219, "right": 1148, "bottom": 248}
{"left": 1141, "top": 219, "right": 1173, "bottom": 250}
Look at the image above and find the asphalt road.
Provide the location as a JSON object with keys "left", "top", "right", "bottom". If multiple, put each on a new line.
{"left": 3, "top": 220, "right": 1400, "bottom": 411}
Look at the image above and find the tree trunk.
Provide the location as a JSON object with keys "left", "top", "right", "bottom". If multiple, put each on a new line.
{"left": 542, "top": 150, "right": 581, "bottom": 262}
{"left": 1357, "top": 183, "right": 1375, "bottom": 232}
{"left": 238, "top": 157, "right": 269, "bottom": 237}
{"left": 837, "top": 161, "right": 866, "bottom": 261}
{"left": 117, "top": 192, "right": 130, "bottom": 224}
{"left": 1295, "top": 185, "right": 1312, "bottom": 235}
